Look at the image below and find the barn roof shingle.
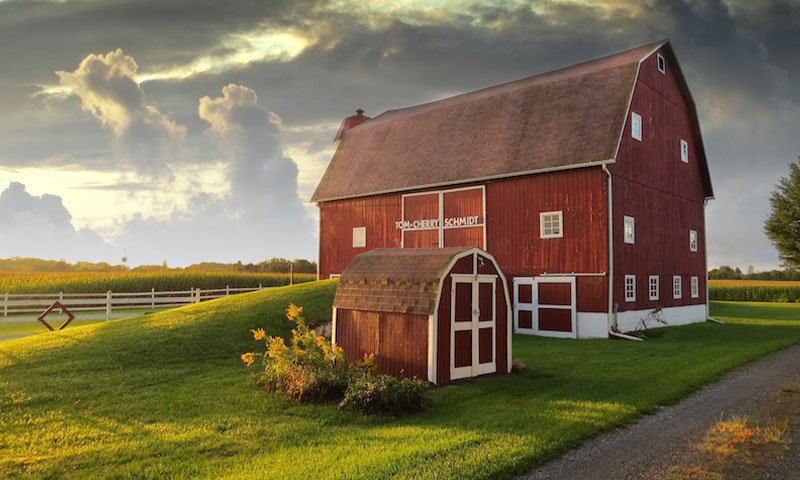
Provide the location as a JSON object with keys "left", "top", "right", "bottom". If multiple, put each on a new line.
{"left": 312, "top": 40, "right": 714, "bottom": 203}
{"left": 333, "top": 247, "right": 473, "bottom": 316}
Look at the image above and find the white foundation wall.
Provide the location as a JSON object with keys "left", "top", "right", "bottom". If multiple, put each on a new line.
{"left": 614, "top": 304, "right": 708, "bottom": 333}
{"left": 576, "top": 313, "right": 609, "bottom": 339}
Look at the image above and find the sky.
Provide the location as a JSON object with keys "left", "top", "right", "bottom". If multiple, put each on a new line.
{"left": 0, "top": 0, "right": 798, "bottom": 269}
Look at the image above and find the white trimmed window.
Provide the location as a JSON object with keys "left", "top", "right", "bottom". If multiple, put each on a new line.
{"left": 352, "top": 227, "right": 366, "bottom": 248}
{"left": 329, "top": 274, "right": 341, "bottom": 279}
{"left": 631, "top": 112, "right": 642, "bottom": 141}
{"left": 673, "top": 275, "right": 682, "bottom": 299}
{"left": 625, "top": 275, "right": 636, "bottom": 302}
{"left": 689, "top": 230, "right": 698, "bottom": 252}
{"left": 657, "top": 54, "right": 666, "bottom": 74}
{"left": 649, "top": 275, "right": 659, "bottom": 301}
{"left": 691, "top": 276, "right": 699, "bottom": 298}
{"left": 681, "top": 139, "right": 689, "bottom": 163}
{"left": 624, "top": 216, "right": 635, "bottom": 244}
{"left": 540, "top": 211, "right": 563, "bottom": 238}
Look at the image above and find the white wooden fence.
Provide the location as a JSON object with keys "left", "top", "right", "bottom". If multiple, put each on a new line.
{"left": 0, "top": 285, "right": 270, "bottom": 324}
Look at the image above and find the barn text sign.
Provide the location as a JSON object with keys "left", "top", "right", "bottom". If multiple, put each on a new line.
{"left": 395, "top": 215, "right": 480, "bottom": 230}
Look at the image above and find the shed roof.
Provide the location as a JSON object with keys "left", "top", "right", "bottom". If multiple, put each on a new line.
{"left": 312, "top": 40, "right": 713, "bottom": 203}
{"left": 333, "top": 247, "right": 474, "bottom": 316}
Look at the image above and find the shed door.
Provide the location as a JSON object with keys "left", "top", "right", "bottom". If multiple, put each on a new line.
{"left": 451, "top": 275, "right": 496, "bottom": 380}
{"left": 514, "top": 276, "right": 576, "bottom": 339}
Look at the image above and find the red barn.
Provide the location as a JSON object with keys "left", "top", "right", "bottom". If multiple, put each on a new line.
{"left": 312, "top": 39, "right": 713, "bottom": 339}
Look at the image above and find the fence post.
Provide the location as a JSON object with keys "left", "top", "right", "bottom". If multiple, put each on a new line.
{"left": 151, "top": 287, "right": 155, "bottom": 309}
{"left": 106, "top": 291, "right": 112, "bottom": 321}
{"left": 59, "top": 291, "right": 63, "bottom": 301}
{"left": 290, "top": 263, "right": 294, "bottom": 286}
{"left": 3, "top": 293, "right": 7, "bottom": 317}
{"left": 195, "top": 288, "right": 201, "bottom": 304}
{"left": 226, "top": 285, "right": 230, "bottom": 296}
{"left": 259, "top": 283, "right": 262, "bottom": 290}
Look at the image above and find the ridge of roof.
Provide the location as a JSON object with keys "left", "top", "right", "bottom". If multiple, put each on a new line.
{"left": 353, "top": 39, "right": 667, "bottom": 132}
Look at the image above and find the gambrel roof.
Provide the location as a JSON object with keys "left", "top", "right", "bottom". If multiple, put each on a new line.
{"left": 312, "top": 40, "right": 712, "bottom": 203}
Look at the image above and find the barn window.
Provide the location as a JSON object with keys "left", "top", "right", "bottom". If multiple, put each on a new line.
{"left": 689, "top": 230, "right": 698, "bottom": 252}
{"left": 352, "top": 227, "right": 366, "bottom": 248}
{"left": 625, "top": 275, "right": 636, "bottom": 302}
{"left": 540, "top": 211, "right": 563, "bottom": 238}
{"left": 657, "top": 54, "right": 666, "bottom": 74}
{"left": 624, "top": 216, "right": 635, "bottom": 244}
{"left": 673, "top": 276, "right": 682, "bottom": 299}
{"left": 649, "top": 275, "right": 659, "bottom": 301}
{"left": 330, "top": 274, "right": 341, "bottom": 279}
{"left": 681, "top": 139, "right": 689, "bottom": 163}
{"left": 691, "top": 276, "right": 699, "bottom": 298}
{"left": 631, "top": 112, "right": 642, "bottom": 141}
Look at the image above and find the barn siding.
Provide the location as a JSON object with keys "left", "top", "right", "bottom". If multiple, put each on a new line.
{"left": 610, "top": 47, "right": 707, "bottom": 311}
{"left": 335, "top": 309, "right": 428, "bottom": 380}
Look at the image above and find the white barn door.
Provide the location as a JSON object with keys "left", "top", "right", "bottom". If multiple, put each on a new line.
{"left": 514, "top": 276, "right": 576, "bottom": 339}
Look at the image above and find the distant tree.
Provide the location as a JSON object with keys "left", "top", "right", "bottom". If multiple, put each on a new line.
{"left": 747, "top": 265, "right": 755, "bottom": 275}
{"left": 765, "top": 159, "right": 800, "bottom": 268}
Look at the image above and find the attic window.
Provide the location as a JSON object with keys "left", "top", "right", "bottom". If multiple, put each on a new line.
{"left": 657, "top": 54, "right": 666, "bottom": 75}
{"left": 624, "top": 216, "right": 635, "bottom": 244}
{"left": 689, "top": 229, "right": 698, "bottom": 252}
{"left": 681, "top": 139, "right": 689, "bottom": 163}
{"left": 631, "top": 112, "right": 642, "bottom": 141}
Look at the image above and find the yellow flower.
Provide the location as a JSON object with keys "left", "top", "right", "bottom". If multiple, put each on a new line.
{"left": 251, "top": 328, "right": 266, "bottom": 341}
{"left": 241, "top": 352, "right": 255, "bottom": 366}
{"left": 286, "top": 303, "right": 303, "bottom": 321}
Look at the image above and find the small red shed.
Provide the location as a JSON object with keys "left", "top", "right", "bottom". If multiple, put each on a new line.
{"left": 332, "top": 247, "right": 511, "bottom": 385}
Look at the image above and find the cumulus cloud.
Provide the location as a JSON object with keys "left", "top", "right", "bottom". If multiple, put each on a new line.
{"left": 0, "top": 182, "right": 115, "bottom": 262}
{"left": 56, "top": 49, "right": 186, "bottom": 177}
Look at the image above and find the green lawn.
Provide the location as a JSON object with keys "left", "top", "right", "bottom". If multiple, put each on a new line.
{"left": 0, "top": 307, "right": 172, "bottom": 337}
{"left": 1, "top": 291, "right": 798, "bottom": 479}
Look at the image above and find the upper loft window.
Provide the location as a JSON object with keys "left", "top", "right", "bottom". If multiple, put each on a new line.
{"left": 352, "top": 227, "right": 366, "bottom": 248}
{"left": 681, "top": 139, "right": 689, "bottom": 163}
{"left": 657, "top": 54, "right": 666, "bottom": 75}
{"left": 540, "top": 211, "right": 563, "bottom": 239}
{"left": 631, "top": 112, "right": 642, "bottom": 141}
{"left": 689, "top": 230, "right": 698, "bottom": 252}
{"left": 624, "top": 216, "right": 635, "bottom": 244}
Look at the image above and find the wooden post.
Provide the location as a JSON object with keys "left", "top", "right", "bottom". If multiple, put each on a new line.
{"left": 290, "top": 263, "right": 294, "bottom": 286}
{"left": 59, "top": 291, "right": 63, "bottom": 301}
{"left": 106, "top": 291, "right": 112, "bottom": 321}
{"left": 151, "top": 287, "right": 155, "bottom": 309}
{"left": 226, "top": 285, "right": 230, "bottom": 296}
{"left": 259, "top": 283, "right": 262, "bottom": 290}
{"left": 195, "top": 288, "right": 201, "bottom": 304}
{"left": 3, "top": 293, "right": 7, "bottom": 317}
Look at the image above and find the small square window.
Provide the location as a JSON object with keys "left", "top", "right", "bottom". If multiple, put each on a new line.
{"left": 657, "top": 54, "right": 666, "bottom": 74}
{"left": 681, "top": 139, "right": 689, "bottom": 163}
{"left": 649, "top": 275, "right": 659, "bottom": 301}
{"left": 624, "top": 216, "right": 635, "bottom": 244}
{"left": 352, "top": 227, "right": 366, "bottom": 248}
{"left": 625, "top": 275, "right": 636, "bottom": 302}
{"left": 689, "top": 230, "right": 698, "bottom": 252}
{"left": 329, "top": 274, "right": 341, "bottom": 279}
{"left": 631, "top": 112, "right": 642, "bottom": 141}
{"left": 673, "top": 276, "right": 682, "bottom": 299}
{"left": 540, "top": 211, "right": 563, "bottom": 238}
{"left": 691, "top": 276, "right": 699, "bottom": 298}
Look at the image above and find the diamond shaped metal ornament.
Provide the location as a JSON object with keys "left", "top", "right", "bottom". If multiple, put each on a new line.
{"left": 38, "top": 301, "right": 76, "bottom": 331}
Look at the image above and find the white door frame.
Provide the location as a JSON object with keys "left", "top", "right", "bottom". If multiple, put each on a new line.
{"left": 514, "top": 276, "right": 577, "bottom": 339}
{"left": 450, "top": 273, "right": 497, "bottom": 380}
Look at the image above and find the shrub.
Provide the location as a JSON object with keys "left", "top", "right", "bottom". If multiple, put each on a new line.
{"left": 243, "top": 304, "right": 352, "bottom": 402}
{"left": 339, "top": 373, "right": 430, "bottom": 415}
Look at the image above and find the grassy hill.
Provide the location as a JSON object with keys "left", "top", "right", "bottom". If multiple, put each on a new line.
{"left": 2, "top": 284, "right": 800, "bottom": 479}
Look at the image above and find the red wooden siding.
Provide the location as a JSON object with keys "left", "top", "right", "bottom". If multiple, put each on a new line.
{"left": 610, "top": 46, "right": 707, "bottom": 311}
{"left": 319, "top": 194, "right": 401, "bottom": 277}
{"left": 539, "top": 308, "right": 571, "bottom": 331}
{"left": 538, "top": 283, "right": 571, "bottom": 306}
{"left": 335, "top": 309, "right": 428, "bottom": 380}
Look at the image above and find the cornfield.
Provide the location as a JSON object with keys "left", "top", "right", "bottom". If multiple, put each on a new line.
{"left": 0, "top": 271, "right": 316, "bottom": 294}
{"left": 709, "top": 280, "right": 800, "bottom": 302}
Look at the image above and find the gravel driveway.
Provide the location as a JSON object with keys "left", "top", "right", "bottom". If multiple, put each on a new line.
{"left": 519, "top": 345, "right": 800, "bottom": 480}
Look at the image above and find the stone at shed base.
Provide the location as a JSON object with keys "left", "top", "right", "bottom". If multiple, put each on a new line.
{"left": 512, "top": 359, "right": 526, "bottom": 371}
{"left": 313, "top": 321, "right": 332, "bottom": 340}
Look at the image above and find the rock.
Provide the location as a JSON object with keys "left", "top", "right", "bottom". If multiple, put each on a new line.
{"left": 512, "top": 359, "right": 526, "bottom": 370}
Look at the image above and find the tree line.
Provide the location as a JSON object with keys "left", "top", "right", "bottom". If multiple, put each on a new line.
{"left": 0, "top": 257, "right": 317, "bottom": 274}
